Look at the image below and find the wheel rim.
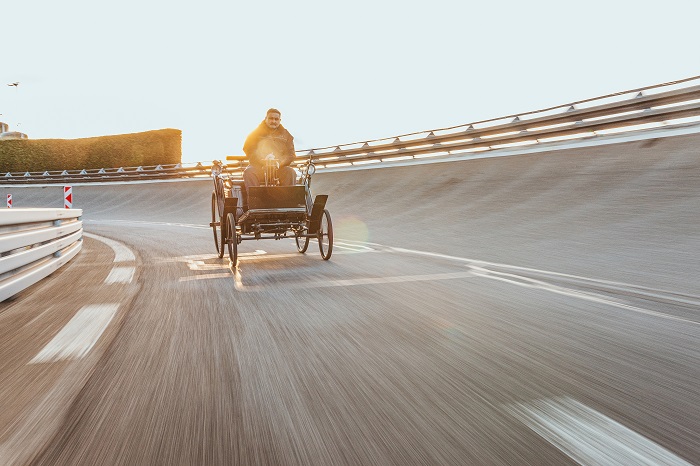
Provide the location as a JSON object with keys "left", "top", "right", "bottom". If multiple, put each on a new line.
{"left": 226, "top": 213, "right": 237, "bottom": 265}
{"left": 218, "top": 216, "right": 225, "bottom": 258}
{"left": 318, "top": 210, "right": 333, "bottom": 260}
{"left": 211, "top": 192, "right": 220, "bottom": 255}
{"left": 296, "top": 233, "right": 309, "bottom": 253}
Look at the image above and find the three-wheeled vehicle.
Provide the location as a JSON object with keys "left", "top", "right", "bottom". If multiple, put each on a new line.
{"left": 210, "top": 155, "right": 332, "bottom": 265}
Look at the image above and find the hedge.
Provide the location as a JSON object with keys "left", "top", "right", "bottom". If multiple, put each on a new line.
{"left": 0, "top": 128, "right": 182, "bottom": 172}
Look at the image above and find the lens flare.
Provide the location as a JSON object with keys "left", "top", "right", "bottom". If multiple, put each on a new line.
{"left": 336, "top": 216, "right": 369, "bottom": 243}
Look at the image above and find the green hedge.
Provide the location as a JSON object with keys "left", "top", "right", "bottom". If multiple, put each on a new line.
{"left": 0, "top": 128, "right": 182, "bottom": 172}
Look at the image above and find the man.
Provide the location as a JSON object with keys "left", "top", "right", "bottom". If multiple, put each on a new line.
{"left": 242, "top": 108, "right": 297, "bottom": 189}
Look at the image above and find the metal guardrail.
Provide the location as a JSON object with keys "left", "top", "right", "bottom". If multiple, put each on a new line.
{"left": 1, "top": 164, "right": 222, "bottom": 185}
{"left": 302, "top": 83, "right": 700, "bottom": 168}
{"left": 3, "top": 77, "right": 700, "bottom": 183}
{"left": 0, "top": 209, "right": 83, "bottom": 302}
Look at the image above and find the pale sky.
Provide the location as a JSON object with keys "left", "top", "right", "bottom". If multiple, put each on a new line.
{"left": 2, "top": 0, "right": 699, "bottom": 164}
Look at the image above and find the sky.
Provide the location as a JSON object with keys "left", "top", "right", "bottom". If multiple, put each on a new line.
{"left": 2, "top": 0, "right": 699, "bottom": 164}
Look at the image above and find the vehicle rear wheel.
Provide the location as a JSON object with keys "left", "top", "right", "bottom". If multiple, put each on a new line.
{"left": 318, "top": 209, "right": 333, "bottom": 260}
{"left": 296, "top": 231, "right": 309, "bottom": 253}
{"left": 226, "top": 213, "right": 238, "bottom": 265}
{"left": 211, "top": 191, "right": 223, "bottom": 257}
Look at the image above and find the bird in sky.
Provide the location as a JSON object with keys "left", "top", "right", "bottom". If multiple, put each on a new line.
{"left": 7, "top": 82, "right": 19, "bottom": 87}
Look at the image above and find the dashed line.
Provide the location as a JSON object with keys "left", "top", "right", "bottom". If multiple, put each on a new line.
{"left": 29, "top": 304, "right": 120, "bottom": 363}
{"left": 25, "top": 236, "right": 135, "bottom": 365}
{"left": 105, "top": 266, "right": 135, "bottom": 284}
{"left": 84, "top": 232, "right": 135, "bottom": 263}
{"left": 83, "top": 232, "right": 137, "bottom": 285}
{"left": 507, "top": 397, "right": 692, "bottom": 466}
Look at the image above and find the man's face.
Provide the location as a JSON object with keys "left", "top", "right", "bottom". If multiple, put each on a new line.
{"left": 265, "top": 112, "right": 281, "bottom": 129}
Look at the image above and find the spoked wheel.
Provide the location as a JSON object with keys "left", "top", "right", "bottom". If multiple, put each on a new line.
{"left": 211, "top": 191, "right": 224, "bottom": 258}
{"left": 318, "top": 209, "right": 333, "bottom": 260}
{"left": 226, "top": 213, "right": 238, "bottom": 265}
{"left": 295, "top": 231, "right": 310, "bottom": 253}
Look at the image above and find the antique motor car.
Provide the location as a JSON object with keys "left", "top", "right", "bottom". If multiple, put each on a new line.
{"left": 210, "top": 155, "right": 332, "bottom": 265}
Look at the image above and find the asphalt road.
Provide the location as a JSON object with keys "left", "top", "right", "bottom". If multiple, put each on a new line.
{"left": 1, "top": 133, "right": 699, "bottom": 465}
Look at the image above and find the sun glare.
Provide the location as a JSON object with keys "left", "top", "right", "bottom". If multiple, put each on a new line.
{"left": 336, "top": 216, "right": 370, "bottom": 243}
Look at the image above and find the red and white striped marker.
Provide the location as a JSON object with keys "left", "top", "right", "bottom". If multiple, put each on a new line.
{"left": 64, "top": 186, "right": 73, "bottom": 209}
{"left": 6, "top": 194, "right": 12, "bottom": 208}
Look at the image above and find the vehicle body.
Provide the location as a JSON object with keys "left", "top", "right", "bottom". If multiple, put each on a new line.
{"left": 210, "top": 155, "right": 332, "bottom": 265}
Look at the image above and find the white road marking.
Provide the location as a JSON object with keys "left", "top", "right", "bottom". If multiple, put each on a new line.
{"left": 508, "top": 397, "right": 692, "bottom": 466}
{"left": 29, "top": 304, "right": 120, "bottom": 363}
{"left": 331, "top": 240, "right": 375, "bottom": 252}
{"left": 236, "top": 250, "right": 372, "bottom": 261}
{"left": 308, "top": 271, "right": 475, "bottom": 288}
{"left": 179, "top": 270, "right": 476, "bottom": 288}
{"left": 84, "top": 232, "right": 135, "bottom": 262}
{"left": 105, "top": 266, "right": 135, "bottom": 284}
{"left": 186, "top": 260, "right": 226, "bottom": 272}
{"left": 391, "top": 246, "right": 700, "bottom": 325}
{"left": 179, "top": 272, "right": 232, "bottom": 282}
{"left": 390, "top": 247, "right": 693, "bottom": 298}
{"left": 470, "top": 266, "right": 700, "bottom": 326}
{"left": 86, "top": 219, "right": 208, "bottom": 230}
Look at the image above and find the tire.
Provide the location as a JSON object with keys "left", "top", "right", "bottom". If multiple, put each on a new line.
{"left": 226, "top": 213, "right": 238, "bottom": 265}
{"left": 296, "top": 232, "right": 309, "bottom": 253}
{"left": 318, "top": 209, "right": 333, "bottom": 260}
{"left": 211, "top": 191, "right": 222, "bottom": 257}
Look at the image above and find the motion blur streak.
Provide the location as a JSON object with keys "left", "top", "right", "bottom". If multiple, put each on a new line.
{"left": 1, "top": 132, "right": 699, "bottom": 464}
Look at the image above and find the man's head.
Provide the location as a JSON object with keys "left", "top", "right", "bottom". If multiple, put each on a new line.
{"left": 265, "top": 108, "right": 281, "bottom": 129}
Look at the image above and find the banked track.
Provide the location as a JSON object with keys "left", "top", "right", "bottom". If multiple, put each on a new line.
{"left": 1, "top": 132, "right": 700, "bottom": 464}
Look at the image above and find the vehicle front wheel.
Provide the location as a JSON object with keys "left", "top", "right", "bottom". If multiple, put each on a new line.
{"left": 226, "top": 213, "right": 238, "bottom": 265}
{"left": 318, "top": 209, "right": 333, "bottom": 260}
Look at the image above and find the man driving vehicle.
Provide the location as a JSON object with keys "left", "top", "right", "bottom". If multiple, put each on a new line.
{"left": 242, "top": 108, "right": 297, "bottom": 190}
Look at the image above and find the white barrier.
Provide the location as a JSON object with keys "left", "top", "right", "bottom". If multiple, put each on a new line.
{"left": 0, "top": 208, "right": 83, "bottom": 302}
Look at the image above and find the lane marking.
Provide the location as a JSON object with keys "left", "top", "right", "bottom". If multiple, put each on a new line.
{"left": 390, "top": 246, "right": 700, "bottom": 325}
{"left": 179, "top": 273, "right": 231, "bottom": 282}
{"left": 508, "top": 397, "right": 692, "bottom": 466}
{"left": 86, "top": 219, "right": 208, "bottom": 230}
{"left": 332, "top": 240, "right": 375, "bottom": 252}
{"left": 84, "top": 232, "right": 135, "bottom": 262}
{"left": 105, "top": 266, "right": 135, "bottom": 284}
{"left": 179, "top": 270, "right": 476, "bottom": 287}
{"left": 29, "top": 304, "right": 120, "bottom": 363}
{"left": 308, "top": 271, "right": 476, "bottom": 288}
{"left": 470, "top": 266, "right": 700, "bottom": 326}
{"left": 391, "top": 247, "right": 699, "bottom": 300}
